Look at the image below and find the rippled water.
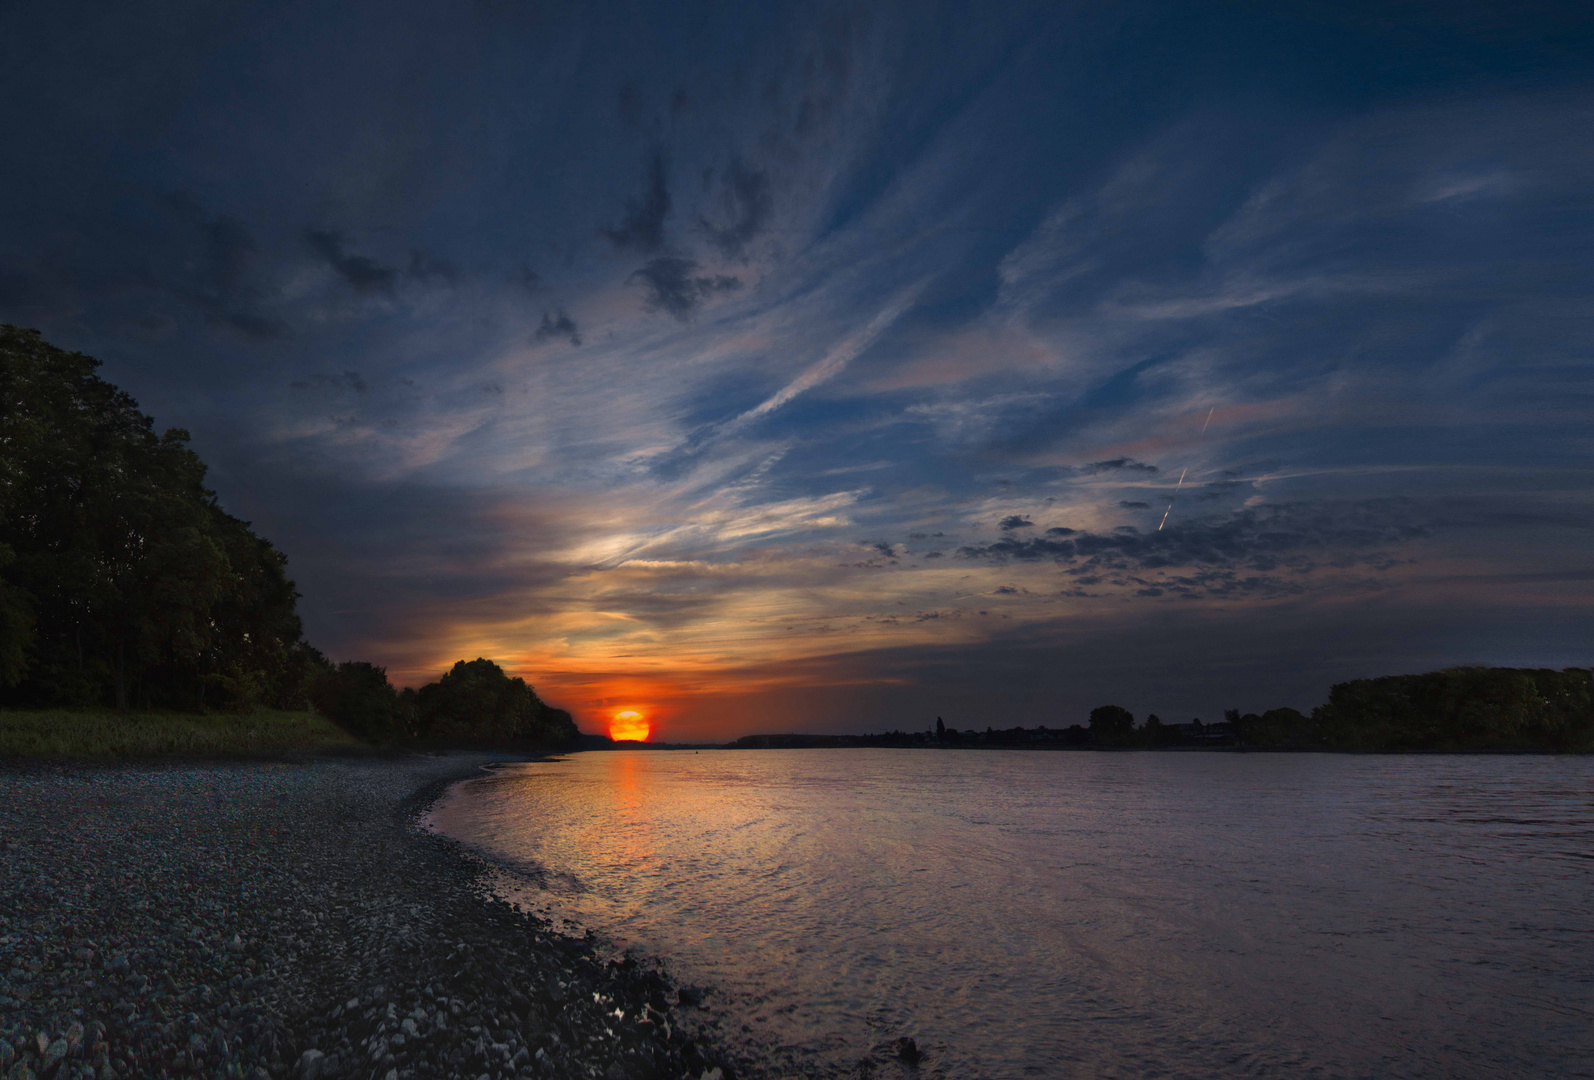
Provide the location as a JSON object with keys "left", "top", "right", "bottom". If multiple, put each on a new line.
{"left": 425, "top": 750, "right": 1594, "bottom": 1079}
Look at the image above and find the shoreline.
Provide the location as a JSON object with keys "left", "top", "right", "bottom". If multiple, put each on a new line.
{"left": 0, "top": 753, "right": 754, "bottom": 1080}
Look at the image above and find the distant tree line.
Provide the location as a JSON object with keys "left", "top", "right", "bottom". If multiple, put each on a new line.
{"left": 0, "top": 326, "right": 576, "bottom": 748}
{"left": 732, "top": 667, "right": 1594, "bottom": 754}
{"left": 942, "top": 669, "right": 1592, "bottom": 752}
{"left": 1233, "top": 667, "right": 1594, "bottom": 752}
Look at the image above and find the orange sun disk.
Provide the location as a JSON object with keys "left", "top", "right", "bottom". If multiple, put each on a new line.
{"left": 609, "top": 710, "right": 651, "bottom": 742}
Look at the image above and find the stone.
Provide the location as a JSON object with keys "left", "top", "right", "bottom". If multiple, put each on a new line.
{"left": 893, "top": 1037, "right": 921, "bottom": 1065}
{"left": 295, "top": 1048, "right": 325, "bottom": 1080}
{"left": 40, "top": 1038, "right": 68, "bottom": 1076}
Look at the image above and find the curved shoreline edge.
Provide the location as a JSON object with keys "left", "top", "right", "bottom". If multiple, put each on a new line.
{"left": 0, "top": 754, "right": 755, "bottom": 1080}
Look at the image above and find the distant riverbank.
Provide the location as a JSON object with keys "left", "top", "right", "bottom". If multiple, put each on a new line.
{"left": 0, "top": 754, "right": 750, "bottom": 1080}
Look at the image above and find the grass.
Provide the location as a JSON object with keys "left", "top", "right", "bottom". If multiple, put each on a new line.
{"left": 0, "top": 708, "right": 367, "bottom": 760}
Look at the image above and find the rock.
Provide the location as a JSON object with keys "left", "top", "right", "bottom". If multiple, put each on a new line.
{"left": 8, "top": 1065, "right": 37, "bottom": 1080}
{"left": 40, "top": 1038, "right": 68, "bottom": 1076}
{"left": 295, "top": 1048, "right": 325, "bottom": 1080}
{"left": 894, "top": 1036, "right": 921, "bottom": 1065}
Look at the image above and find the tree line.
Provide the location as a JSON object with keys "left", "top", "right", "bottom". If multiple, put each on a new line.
{"left": 933, "top": 666, "right": 1593, "bottom": 752}
{"left": 0, "top": 325, "right": 575, "bottom": 748}
{"left": 733, "top": 667, "right": 1594, "bottom": 753}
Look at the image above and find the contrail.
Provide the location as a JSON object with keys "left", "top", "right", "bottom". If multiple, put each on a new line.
{"left": 723, "top": 281, "right": 926, "bottom": 434}
{"left": 1158, "top": 407, "right": 1217, "bottom": 531}
{"left": 1156, "top": 467, "right": 1187, "bottom": 532}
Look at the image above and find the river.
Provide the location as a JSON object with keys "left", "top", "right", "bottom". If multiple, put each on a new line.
{"left": 425, "top": 749, "right": 1594, "bottom": 1078}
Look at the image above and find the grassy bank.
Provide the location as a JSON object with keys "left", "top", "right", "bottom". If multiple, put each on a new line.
{"left": 0, "top": 708, "right": 366, "bottom": 760}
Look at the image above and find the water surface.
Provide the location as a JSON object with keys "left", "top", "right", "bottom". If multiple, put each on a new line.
{"left": 426, "top": 750, "right": 1594, "bottom": 1078}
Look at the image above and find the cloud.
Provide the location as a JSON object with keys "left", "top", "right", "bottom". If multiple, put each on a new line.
{"left": 406, "top": 250, "right": 460, "bottom": 286}
{"left": 291, "top": 371, "right": 369, "bottom": 394}
{"left": 999, "top": 515, "right": 1033, "bottom": 531}
{"left": 602, "top": 148, "right": 672, "bottom": 252}
{"left": 1079, "top": 458, "right": 1158, "bottom": 475}
{"left": 534, "top": 308, "right": 582, "bottom": 346}
{"left": 157, "top": 196, "right": 285, "bottom": 339}
{"left": 627, "top": 257, "right": 740, "bottom": 320}
{"left": 700, "top": 160, "right": 773, "bottom": 258}
{"left": 956, "top": 500, "right": 1429, "bottom": 583}
{"left": 1120, "top": 500, "right": 1150, "bottom": 509}
{"left": 304, "top": 229, "right": 397, "bottom": 294}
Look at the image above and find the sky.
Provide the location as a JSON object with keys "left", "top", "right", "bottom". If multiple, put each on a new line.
{"left": 3, "top": 1, "right": 1592, "bottom": 740}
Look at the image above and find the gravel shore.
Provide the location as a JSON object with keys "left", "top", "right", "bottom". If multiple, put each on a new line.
{"left": 0, "top": 754, "right": 752, "bottom": 1080}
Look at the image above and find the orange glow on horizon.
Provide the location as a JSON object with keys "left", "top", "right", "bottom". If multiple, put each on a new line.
{"left": 609, "top": 709, "right": 651, "bottom": 742}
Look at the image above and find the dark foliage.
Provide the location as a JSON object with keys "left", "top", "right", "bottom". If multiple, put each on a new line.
{"left": 411, "top": 658, "right": 578, "bottom": 748}
{"left": 306, "top": 661, "right": 410, "bottom": 742}
{"left": 1089, "top": 704, "right": 1135, "bottom": 747}
{"left": 1312, "top": 667, "right": 1594, "bottom": 751}
{"left": 0, "top": 326, "right": 316, "bottom": 711}
{"left": 1227, "top": 706, "right": 1314, "bottom": 749}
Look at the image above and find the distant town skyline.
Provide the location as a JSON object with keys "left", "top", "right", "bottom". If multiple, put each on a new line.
{"left": 3, "top": 1, "right": 1591, "bottom": 739}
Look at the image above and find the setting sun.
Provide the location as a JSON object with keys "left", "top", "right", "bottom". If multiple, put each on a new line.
{"left": 609, "top": 709, "right": 651, "bottom": 742}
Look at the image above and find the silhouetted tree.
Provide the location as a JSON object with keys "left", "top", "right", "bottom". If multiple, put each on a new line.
{"left": 413, "top": 657, "right": 578, "bottom": 747}
{"left": 0, "top": 325, "right": 312, "bottom": 711}
{"left": 1315, "top": 667, "right": 1594, "bottom": 751}
{"left": 307, "top": 661, "right": 410, "bottom": 742}
{"left": 1089, "top": 704, "right": 1135, "bottom": 747}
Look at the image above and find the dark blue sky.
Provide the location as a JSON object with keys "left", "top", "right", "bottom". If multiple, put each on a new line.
{"left": 4, "top": 1, "right": 1591, "bottom": 737}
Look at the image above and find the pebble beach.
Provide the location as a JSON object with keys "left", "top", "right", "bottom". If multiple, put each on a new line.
{"left": 0, "top": 754, "right": 749, "bottom": 1080}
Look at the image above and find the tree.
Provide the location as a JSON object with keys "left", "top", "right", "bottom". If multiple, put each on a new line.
{"left": 413, "top": 658, "right": 578, "bottom": 747}
{"left": 0, "top": 325, "right": 313, "bottom": 711}
{"left": 1314, "top": 667, "right": 1594, "bottom": 751}
{"left": 1142, "top": 712, "right": 1169, "bottom": 748}
{"left": 1089, "top": 704, "right": 1135, "bottom": 747}
{"left": 307, "top": 661, "right": 410, "bottom": 742}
